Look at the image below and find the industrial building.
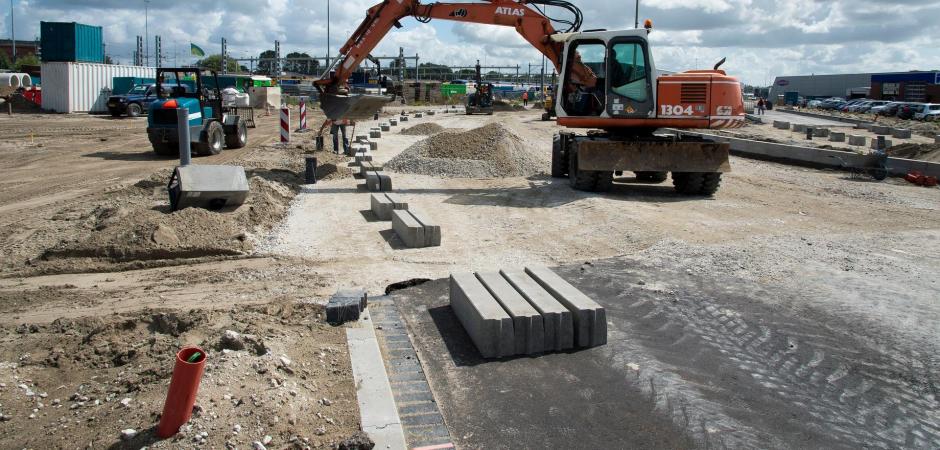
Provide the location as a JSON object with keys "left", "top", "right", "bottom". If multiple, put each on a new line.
{"left": 0, "top": 38, "right": 40, "bottom": 60}
{"left": 769, "top": 71, "right": 940, "bottom": 102}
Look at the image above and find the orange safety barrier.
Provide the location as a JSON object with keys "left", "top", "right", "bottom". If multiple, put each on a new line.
{"left": 156, "top": 347, "right": 207, "bottom": 438}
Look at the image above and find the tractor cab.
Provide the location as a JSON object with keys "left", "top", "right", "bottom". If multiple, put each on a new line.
{"left": 146, "top": 68, "right": 248, "bottom": 156}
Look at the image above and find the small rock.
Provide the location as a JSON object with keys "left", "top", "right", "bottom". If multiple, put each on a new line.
{"left": 120, "top": 398, "right": 132, "bottom": 408}
{"left": 320, "top": 398, "right": 332, "bottom": 406}
{"left": 151, "top": 224, "right": 180, "bottom": 246}
{"left": 252, "top": 442, "right": 267, "bottom": 450}
{"left": 314, "top": 427, "right": 326, "bottom": 436}
{"left": 262, "top": 435, "right": 273, "bottom": 445}
{"left": 233, "top": 424, "right": 242, "bottom": 433}
{"left": 0, "top": 415, "right": 10, "bottom": 422}
{"left": 219, "top": 330, "right": 245, "bottom": 351}
{"left": 279, "top": 356, "right": 292, "bottom": 367}
{"left": 335, "top": 431, "right": 375, "bottom": 450}
{"left": 120, "top": 429, "right": 137, "bottom": 440}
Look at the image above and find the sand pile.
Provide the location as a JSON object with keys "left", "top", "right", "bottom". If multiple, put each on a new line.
{"left": 401, "top": 123, "right": 446, "bottom": 135}
{"left": 886, "top": 143, "right": 940, "bottom": 163}
{"left": 385, "top": 122, "right": 546, "bottom": 178}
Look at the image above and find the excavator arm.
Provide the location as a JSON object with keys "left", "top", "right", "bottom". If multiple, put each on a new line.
{"left": 316, "top": 0, "right": 589, "bottom": 119}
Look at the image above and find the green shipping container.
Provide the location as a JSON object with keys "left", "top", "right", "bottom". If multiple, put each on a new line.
{"left": 441, "top": 83, "right": 467, "bottom": 96}
{"left": 40, "top": 22, "right": 105, "bottom": 63}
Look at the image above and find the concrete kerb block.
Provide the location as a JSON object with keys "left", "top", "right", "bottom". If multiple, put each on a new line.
{"left": 791, "top": 124, "right": 807, "bottom": 132}
{"left": 773, "top": 120, "right": 790, "bottom": 130}
{"left": 476, "top": 272, "right": 545, "bottom": 355}
{"left": 935, "top": 135, "right": 940, "bottom": 144}
{"left": 891, "top": 128, "right": 912, "bottom": 139}
{"left": 380, "top": 123, "right": 391, "bottom": 132}
{"left": 370, "top": 193, "right": 408, "bottom": 220}
{"left": 829, "top": 132, "right": 846, "bottom": 142}
{"left": 871, "top": 138, "right": 893, "bottom": 150}
{"left": 524, "top": 266, "right": 606, "bottom": 348}
{"left": 355, "top": 134, "right": 370, "bottom": 144}
{"left": 369, "top": 141, "right": 379, "bottom": 151}
{"left": 334, "top": 287, "right": 368, "bottom": 312}
{"left": 355, "top": 152, "right": 373, "bottom": 163}
{"left": 848, "top": 135, "right": 866, "bottom": 146}
{"left": 409, "top": 210, "right": 440, "bottom": 247}
{"left": 415, "top": 113, "right": 423, "bottom": 118}
{"left": 359, "top": 161, "right": 383, "bottom": 177}
{"left": 400, "top": 115, "right": 409, "bottom": 122}
{"left": 389, "top": 118, "right": 398, "bottom": 126}
{"left": 871, "top": 125, "right": 891, "bottom": 135}
{"left": 449, "top": 273, "right": 515, "bottom": 359}
{"left": 500, "top": 269, "right": 574, "bottom": 352}
{"left": 813, "top": 127, "right": 830, "bottom": 138}
{"left": 392, "top": 209, "right": 438, "bottom": 248}
{"left": 370, "top": 129, "right": 382, "bottom": 139}
{"left": 365, "top": 171, "right": 393, "bottom": 192}
{"left": 427, "top": 111, "right": 436, "bottom": 116}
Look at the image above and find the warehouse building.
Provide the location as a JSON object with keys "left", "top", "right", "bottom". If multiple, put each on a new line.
{"left": 769, "top": 71, "right": 940, "bottom": 102}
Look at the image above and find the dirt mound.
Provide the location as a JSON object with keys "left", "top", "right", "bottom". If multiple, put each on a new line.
{"left": 385, "top": 122, "right": 546, "bottom": 178}
{"left": 401, "top": 123, "right": 446, "bottom": 135}
{"left": 887, "top": 143, "right": 940, "bottom": 162}
{"left": 492, "top": 99, "right": 526, "bottom": 112}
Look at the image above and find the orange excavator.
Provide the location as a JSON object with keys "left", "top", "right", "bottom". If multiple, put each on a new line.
{"left": 316, "top": 0, "right": 744, "bottom": 195}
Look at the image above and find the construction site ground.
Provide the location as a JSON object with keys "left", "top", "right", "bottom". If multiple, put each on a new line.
{"left": 0, "top": 105, "right": 938, "bottom": 448}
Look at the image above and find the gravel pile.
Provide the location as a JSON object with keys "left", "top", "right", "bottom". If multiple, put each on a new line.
{"left": 401, "top": 123, "right": 446, "bottom": 135}
{"left": 385, "top": 123, "right": 546, "bottom": 178}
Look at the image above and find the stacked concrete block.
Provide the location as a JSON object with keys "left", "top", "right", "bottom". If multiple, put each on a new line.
{"left": 326, "top": 287, "right": 368, "bottom": 325}
{"left": 369, "top": 141, "right": 379, "bottom": 151}
{"left": 392, "top": 210, "right": 440, "bottom": 248}
{"left": 525, "top": 266, "right": 607, "bottom": 348}
{"left": 813, "top": 128, "right": 830, "bottom": 138}
{"left": 829, "top": 132, "right": 846, "bottom": 142}
{"left": 370, "top": 128, "right": 382, "bottom": 139}
{"left": 500, "top": 269, "right": 574, "bottom": 351}
{"left": 355, "top": 149, "right": 373, "bottom": 164}
{"left": 792, "top": 124, "right": 807, "bottom": 132}
{"left": 370, "top": 193, "right": 409, "bottom": 221}
{"left": 389, "top": 118, "right": 398, "bottom": 126}
{"left": 449, "top": 266, "right": 604, "bottom": 359}
{"left": 400, "top": 115, "right": 409, "bottom": 122}
{"left": 380, "top": 123, "right": 391, "bottom": 132}
{"left": 773, "top": 121, "right": 790, "bottom": 130}
{"left": 366, "top": 171, "right": 393, "bottom": 192}
{"left": 355, "top": 134, "right": 369, "bottom": 144}
{"left": 415, "top": 112, "right": 423, "bottom": 118}
{"left": 848, "top": 135, "right": 866, "bottom": 146}
{"left": 871, "top": 125, "right": 891, "bottom": 135}
{"left": 891, "top": 128, "right": 912, "bottom": 139}
{"left": 359, "top": 161, "right": 382, "bottom": 177}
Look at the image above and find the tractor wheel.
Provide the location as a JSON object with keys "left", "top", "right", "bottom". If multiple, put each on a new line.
{"left": 551, "top": 134, "right": 567, "bottom": 178}
{"left": 152, "top": 143, "right": 177, "bottom": 156}
{"left": 673, "top": 172, "right": 722, "bottom": 196}
{"left": 635, "top": 171, "right": 669, "bottom": 183}
{"left": 126, "top": 103, "right": 143, "bottom": 118}
{"left": 567, "top": 145, "right": 611, "bottom": 192}
{"left": 225, "top": 120, "right": 248, "bottom": 149}
{"left": 196, "top": 122, "right": 224, "bottom": 156}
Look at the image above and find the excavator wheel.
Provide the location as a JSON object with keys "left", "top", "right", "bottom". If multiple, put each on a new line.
{"left": 635, "top": 171, "right": 669, "bottom": 183}
{"left": 672, "top": 172, "right": 722, "bottom": 196}
{"left": 567, "top": 145, "right": 611, "bottom": 192}
{"left": 551, "top": 134, "right": 567, "bottom": 178}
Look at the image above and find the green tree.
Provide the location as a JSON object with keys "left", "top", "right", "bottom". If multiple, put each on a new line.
{"left": 0, "top": 52, "right": 12, "bottom": 70}
{"left": 13, "top": 53, "right": 39, "bottom": 71}
{"left": 418, "top": 62, "right": 452, "bottom": 80}
{"left": 285, "top": 52, "right": 318, "bottom": 75}
{"left": 196, "top": 54, "right": 239, "bottom": 72}
{"left": 257, "top": 50, "right": 277, "bottom": 75}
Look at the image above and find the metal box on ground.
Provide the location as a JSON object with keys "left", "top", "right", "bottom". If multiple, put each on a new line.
{"left": 167, "top": 165, "right": 249, "bottom": 211}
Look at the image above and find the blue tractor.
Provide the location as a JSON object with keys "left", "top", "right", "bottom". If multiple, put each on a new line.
{"left": 146, "top": 68, "right": 248, "bottom": 156}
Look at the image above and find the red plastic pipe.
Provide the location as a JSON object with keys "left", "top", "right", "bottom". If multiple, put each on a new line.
{"left": 157, "top": 347, "right": 207, "bottom": 438}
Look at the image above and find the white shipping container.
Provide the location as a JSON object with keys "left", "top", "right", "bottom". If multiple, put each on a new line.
{"left": 41, "top": 62, "right": 156, "bottom": 113}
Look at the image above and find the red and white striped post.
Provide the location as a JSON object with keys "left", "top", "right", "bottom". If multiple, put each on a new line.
{"left": 298, "top": 98, "right": 307, "bottom": 131}
{"left": 280, "top": 105, "right": 290, "bottom": 143}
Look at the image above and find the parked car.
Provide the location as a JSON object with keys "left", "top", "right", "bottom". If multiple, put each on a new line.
{"left": 897, "top": 103, "right": 926, "bottom": 120}
{"left": 106, "top": 84, "right": 175, "bottom": 117}
{"left": 821, "top": 100, "right": 847, "bottom": 110}
{"left": 808, "top": 99, "right": 824, "bottom": 108}
{"left": 860, "top": 100, "right": 890, "bottom": 113}
{"left": 839, "top": 99, "right": 866, "bottom": 112}
{"left": 873, "top": 102, "right": 905, "bottom": 116}
{"left": 914, "top": 103, "right": 940, "bottom": 121}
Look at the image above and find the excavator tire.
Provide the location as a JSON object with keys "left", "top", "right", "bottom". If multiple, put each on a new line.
{"left": 567, "top": 145, "right": 612, "bottom": 192}
{"left": 635, "top": 171, "right": 669, "bottom": 183}
{"left": 551, "top": 134, "right": 567, "bottom": 178}
{"left": 673, "top": 172, "right": 722, "bottom": 196}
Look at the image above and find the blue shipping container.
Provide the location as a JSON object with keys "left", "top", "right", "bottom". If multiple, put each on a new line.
{"left": 40, "top": 22, "right": 104, "bottom": 63}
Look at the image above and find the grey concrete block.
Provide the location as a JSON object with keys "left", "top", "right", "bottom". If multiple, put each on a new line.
{"left": 449, "top": 273, "right": 515, "bottom": 359}
{"left": 400, "top": 115, "right": 409, "bottom": 122}
{"left": 389, "top": 118, "right": 398, "bottom": 126}
{"left": 813, "top": 128, "right": 830, "bottom": 138}
{"left": 773, "top": 120, "right": 790, "bottom": 130}
{"left": 355, "top": 152, "right": 373, "bottom": 163}
{"left": 871, "top": 137, "right": 892, "bottom": 150}
{"left": 359, "top": 161, "right": 383, "bottom": 177}
{"left": 366, "top": 172, "right": 382, "bottom": 192}
{"left": 936, "top": 135, "right": 940, "bottom": 144}
{"left": 370, "top": 130, "right": 382, "bottom": 139}
{"left": 872, "top": 125, "right": 891, "bottom": 135}
{"left": 355, "top": 134, "right": 369, "bottom": 143}
{"left": 891, "top": 128, "right": 912, "bottom": 139}
{"left": 525, "top": 266, "right": 606, "bottom": 348}
{"left": 791, "top": 124, "right": 807, "bottom": 132}
{"left": 858, "top": 123, "right": 874, "bottom": 131}
{"left": 370, "top": 141, "right": 379, "bottom": 151}
{"left": 392, "top": 210, "right": 424, "bottom": 248}
{"left": 415, "top": 113, "right": 423, "bottom": 118}
{"left": 848, "top": 135, "right": 866, "bottom": 146}
{"left": 334, "top": 287, "right": 368, "bottom": 311}
{"left": 381, "top": 124, "right": 391, "bottom": 132}
{"left": 378, "top": 172, "right": 393, "bottom": 192}
{"left": 370, "top": 193, "right": 408, "bottom": 220}
{"left": 500, "top": 269, "right": 574, "bottom": 351}
{"left": 476, "top": 272, "right": 544, "bottom": 355}
{"left": 427, "top": 111, "right": 436, "bottom": 116}
{"left": 409, "top": 210, "right": 441, "bottom": 247}
{"left": 829, "top": 132, "right": 846, "bottom": 142}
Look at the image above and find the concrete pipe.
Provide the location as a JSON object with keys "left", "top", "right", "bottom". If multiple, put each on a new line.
{"left": 0, "top": 73, "right": 22, "bottom": 89}
{"left": 19, "top": 73, "right": 32, "bottom": 88}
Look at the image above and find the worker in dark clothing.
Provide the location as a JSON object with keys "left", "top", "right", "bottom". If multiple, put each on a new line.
{"left": 329, "top": 119, "right": 350, "bottom": 155}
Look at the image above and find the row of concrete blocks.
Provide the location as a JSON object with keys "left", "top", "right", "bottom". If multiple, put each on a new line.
{"left": 359, "top": 160, "right": 393, "bottom": 192}
{"left": 857, "top": 123, "right": 914, "bottom": 139}
{"left": 392, "top": 209, "right": 441, "bottom": 248}
{"left": 450, "top": 266, "right": 606, "bottom": 359}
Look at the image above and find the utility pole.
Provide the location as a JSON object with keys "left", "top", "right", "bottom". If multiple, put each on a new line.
{"left": 221, "top": 37, "right": 228, "bottom": 73}
{"left": 134, "top": 36, "right": 143, "bottom": 66}
{"left": 634, "top": 0, "right": 640, "bottom": 28}
{"left": 327, "top": 0, "right": 331, "bottom": 66}
{"left": 274, "top": 40, "right": 281, "bottom": 77}
{"left": 10, "top": 0, "right": 15, "bottom": 61}
{"left": 154, "top": 35, "right": 162, "bottom": 68}
{"left": 144, "top": 0, "right": 150, "bottom": 66}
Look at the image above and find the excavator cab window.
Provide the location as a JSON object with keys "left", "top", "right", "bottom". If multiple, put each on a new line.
{"left": 562, "top": 41, "right": 606, "bottom": 117}
{"left": 607, "top": 39, "right": 654, "bottom": 118}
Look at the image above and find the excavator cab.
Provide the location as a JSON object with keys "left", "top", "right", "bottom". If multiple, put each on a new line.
{"left": 558, "top": 31, "right": 655, "bottom": 121}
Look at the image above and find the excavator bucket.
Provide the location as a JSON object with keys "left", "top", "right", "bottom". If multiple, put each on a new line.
{"left": 320, "top": 93, "right": 394, "bottom": 121}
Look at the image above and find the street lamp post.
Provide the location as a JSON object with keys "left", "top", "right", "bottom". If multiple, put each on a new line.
{"left": 144, "top": 0, "right": 150, "bottom": 66}
{"left": 327, "top": 0, "right": 330, "bottom": 67}
{"left": 635, "top": 0, "right": 640, "bottom": 28}
{"left": 10, "top": 0, "right": 15, "bottom": 61}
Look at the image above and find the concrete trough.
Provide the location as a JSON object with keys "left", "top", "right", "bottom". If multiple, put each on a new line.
{"left": 773, "top": 121, "right": 790, "bottom": 130}
{"left": 848, "top": 135, "right": 867, "bottom": 146}
{"left": 392, "top": 209, "right": 440, "bottom": 248}
{"left": 892, "top": 128, "right": 912, "bottom": 139}
{"left": 872, "top": 125, "right": 891, "bottom": 135}
{"left": 791, "top": 124, "right": 807, "bottom": 133}
{"left": 829, "top": 132, "right": 846, "bottom": 142}
{"left": 813, "top": 128, "right": 830, "bottom": 138}
{"left": 449, "top": 273, "right": 515, "bottom": 359}
{"left": 525, "top": 266, "right": 606, "bottom": 348}
{"left": 500, "top": 269, "right": 574, "bottom": 351}
{"left": 477, "top": 272, "right": 545, "bottom": 355}
{"left": 370, "top": 193, "right": 408, "bottom": 221}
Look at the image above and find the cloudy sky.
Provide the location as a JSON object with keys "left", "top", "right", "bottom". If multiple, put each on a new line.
{"left": 2, "top": 0, "right": 938, "bottom": 85}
